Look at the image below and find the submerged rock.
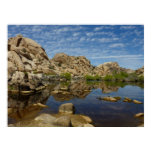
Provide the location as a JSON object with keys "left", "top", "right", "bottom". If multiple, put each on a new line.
{"left": 97, "top": 96, "right": 118, "bottom": 102}
{"left": 113, "top": 96, "right": 121, "bottom": 100}
{"left": 80, "top": 115, "right": 93, "bottom": 124}
{"left": 33, "top": 103, "right": 48, "bottom": 108}
{"left": 71, "top": 115, "right": 89, "bottom": 127}
{"left": 59, "top": 103, "right": 75, "bottom": 114}
{"left": 133, "top": 100, "right": 143, "bottom": 104}
{"left": 83, "top": 124, "right": 94, "bottom": 127}
{"left": 134, "top": 113, "right": 144, "bottom": 118}
{"left": 123, "top": 97, "right": 132, "bottom": 102}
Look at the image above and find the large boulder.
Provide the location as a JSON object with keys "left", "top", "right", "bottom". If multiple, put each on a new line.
{"left": 59, "top": 103, "right": 75, "bottom": 114}
{"left": 54, "top": 115, "right": 71, "bottom": 127}
{"left": 8, "top": 34, "right": 56, "bottom": 91}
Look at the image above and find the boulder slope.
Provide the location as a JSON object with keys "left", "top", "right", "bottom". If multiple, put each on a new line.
{"left": 8, "top": 34, "right": 56, "bottom": 91}
{"left": 94, "top": 62, "right": 134, "bottom": 76}
{"left": 50, "top": 53, "right": 95, "bottom": 76}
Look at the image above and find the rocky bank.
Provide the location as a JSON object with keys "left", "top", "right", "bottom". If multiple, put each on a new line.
{"left": 8, "top": 35, "right": 144, "bottom": 92}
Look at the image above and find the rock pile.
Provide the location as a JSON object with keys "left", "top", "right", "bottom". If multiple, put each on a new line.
{"left": 50, "top": 53, "right": 95, "bottom": 76}
{"left": 94, "top": 62, "right": 134, "bottom": 76}
{"left": 9, "top": 103, "right": 94, "bottom": 127}
{"left": 8, "top": 35, "right": 56, "bottom": 91}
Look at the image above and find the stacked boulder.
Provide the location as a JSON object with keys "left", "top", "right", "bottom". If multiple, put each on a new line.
{"left": 50, "top": 53, "right": 95, "bottom": 77}
{"left": 94, "top": 62, "right": 134, "bottom": 76}
{"left": 8, "top": 34, "right": 56, "bottom": 91}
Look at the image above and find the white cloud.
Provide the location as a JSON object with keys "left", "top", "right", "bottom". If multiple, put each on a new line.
{"left": 73, "top": 32, "right": 80, "bottom": 37}
{"left": 86, "top": 32, "right": 94, "bottom": 36}
{"left": 79, "top": 37, "right": 86, "bottom": 42}
{"left": 98, "top": 38, "right": 112, "bottom": 42}
{"left": 90, "top": 54, "right": 144, "bottom": 59}
{"left": 98, "top": 37, "right": 119, "bottom": 43}
{"left": 94, "top": 26, "right": 104, "bottom": 31}
{"left": 109, "top": 43, "right": 125, "bottom": 48}
{"left": 120, "top": 25, "right": 136, "bottom": 29}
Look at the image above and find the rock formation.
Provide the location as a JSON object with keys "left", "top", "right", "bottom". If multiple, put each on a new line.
{"left": 136, "top": 66, "right": 144, "bottom": 76}
{"left": 8, "top": 35, "right": 143, "bottom": 92}
{"left": 94, "top": 62, "right": 134, "bottom": 76}
{"left": 8, "top": 34, "right": 56, "bottom": 91}
{"left": 50, "top": 53, "right": 95, "bottom": 76}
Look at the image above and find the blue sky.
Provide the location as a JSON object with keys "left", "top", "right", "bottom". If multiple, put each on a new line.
{"left": 8, "top": 25, "right": 144, "bottom": 70}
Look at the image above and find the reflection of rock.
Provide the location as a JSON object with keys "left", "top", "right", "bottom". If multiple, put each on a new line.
{"left": 8, "top": 104, "right": 44, "bottom": 122}
{"left": 59, "top": 103, "right": 75, "bottom": 114}
{"left": 50, "top": 81, "right": 92, "bottom": 101}
{"left": 8, "top": 88, "right": 50, "bottom": 122}
{"left": 98, "top": 82, "right": 119, "bottom": 93}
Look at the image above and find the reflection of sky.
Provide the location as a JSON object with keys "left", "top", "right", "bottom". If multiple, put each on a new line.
{"left": 8, "top": 25, "right": 144, "bottom": 69}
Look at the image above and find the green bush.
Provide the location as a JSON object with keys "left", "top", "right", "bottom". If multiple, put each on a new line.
{"left": 103, "top": 71, "right": 144, "bottom": 82}
{"left": 44, "top": 72, "right": 56, "bottom": 76}
{"left": 85, "top": 75, "right": 101, "bottom": 81}
{"left": 114, "top": 72, "right": 128, "bottom": 81}
{"left": 104, "top": 72, "right": 129, "bottom": 81}
{"left": 61, "top": 73, "right": 71, "bottom": 80}
{"left": 138, "top": 75, "right": 144, "bottom": 82}
{"left": 103, "top": 75, "right": 114, "bottom": 81}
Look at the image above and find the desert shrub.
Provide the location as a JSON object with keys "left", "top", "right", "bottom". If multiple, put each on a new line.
{"left": 44, "top": 72, "right": 56, "bottom": 76}
{"left": 104, "top": 72, "right": 129, "bottom": 81}
{"left": 22, "top": 48, "right": 27, "bottom": 53}
{"left": 61, "top": 81, "right": 70, "bottom": 87}
{"left": 61, "top": 73, "right": 71, "bottom": 80}
{"left": 103, "top": 75, "right": 114, "bottom": 81}
{"left": 138, "top": 75, "right": 144, "bottom": 82}
{"left": 85, "top": 75, "right": 101, "bottom": 81}
{"left": 113, "top": 72, "right": 128, "bottom": 81}
{"left": 94, "top": 75, "right": 102, "bottom": 81}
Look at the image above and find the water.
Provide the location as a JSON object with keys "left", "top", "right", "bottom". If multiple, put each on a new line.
{"left": 8, "top": 81, "right": 144, "bottom": 127}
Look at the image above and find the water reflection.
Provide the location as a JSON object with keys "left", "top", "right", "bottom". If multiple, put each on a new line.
{"left": 8, "top": 81, "right": 144, "bottom": 127}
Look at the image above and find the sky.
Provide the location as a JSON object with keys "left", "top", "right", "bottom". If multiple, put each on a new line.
{"left": 8, "top": 25, "right": 144, "bottom": 70}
